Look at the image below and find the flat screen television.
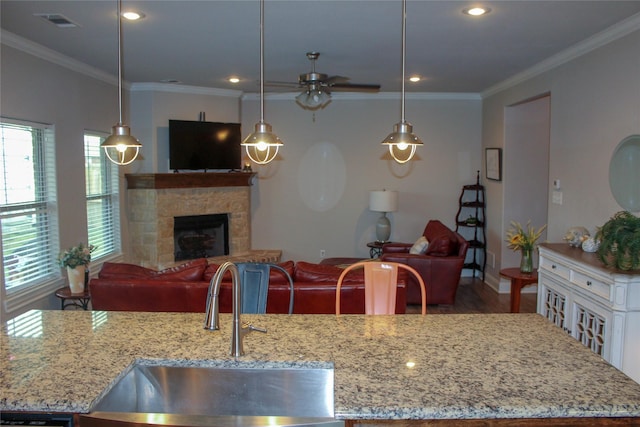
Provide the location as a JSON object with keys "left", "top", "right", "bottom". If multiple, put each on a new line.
{"left": 169, "top": 120, "right": 241, "bottom": 171}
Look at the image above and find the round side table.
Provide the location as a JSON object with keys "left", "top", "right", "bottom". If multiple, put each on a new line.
{"left": 367, "top": 241, "right": 391, "bottom": 258}
{"left": 499, "top": 268, "right": 538, "bottom": 313}
{"left": 55, "top": 286, "right": 91, "bottom": 310}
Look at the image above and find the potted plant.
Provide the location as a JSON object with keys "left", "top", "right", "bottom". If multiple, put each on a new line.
{"left": 596, "top": 211, "right": 640, "bottom": 271}
{"left": 58, "top": 243, "right": 96, "bottom": 293}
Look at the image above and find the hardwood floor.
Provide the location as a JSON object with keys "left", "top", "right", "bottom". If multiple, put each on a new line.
{"left": 407, "top": 277, "right": 537, "bottom": 314}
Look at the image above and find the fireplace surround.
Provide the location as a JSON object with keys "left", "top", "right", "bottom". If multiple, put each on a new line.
{"left": 126, "top": 173, "right": 280, "bottom": 269}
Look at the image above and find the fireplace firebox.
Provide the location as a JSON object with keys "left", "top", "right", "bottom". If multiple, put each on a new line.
{"left": 174, "top": 214, "right": 229, "bottom": 261}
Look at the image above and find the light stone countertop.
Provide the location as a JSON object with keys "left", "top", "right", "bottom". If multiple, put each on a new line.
{"left": 2, "top": 310, "right": 640, "bottom": 421}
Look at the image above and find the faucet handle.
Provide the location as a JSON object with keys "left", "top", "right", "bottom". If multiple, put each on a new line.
{"left": 245, "top": 323, "right": 267, "bottom": 334}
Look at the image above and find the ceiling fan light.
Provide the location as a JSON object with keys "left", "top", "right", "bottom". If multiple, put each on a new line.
{"left": 296, "top": 85, "right": 331, "bottom": 110}
{"left": 241, "top": 121, "right": 283, "bottom": 164}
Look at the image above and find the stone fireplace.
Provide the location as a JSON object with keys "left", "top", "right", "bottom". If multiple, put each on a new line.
{"left": 126, "top": 173, "right": 281, "bottom": 269}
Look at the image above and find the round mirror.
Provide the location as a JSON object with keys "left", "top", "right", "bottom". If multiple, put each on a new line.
{"left": 609, "top": 134, "right": 640, "bottom": 212}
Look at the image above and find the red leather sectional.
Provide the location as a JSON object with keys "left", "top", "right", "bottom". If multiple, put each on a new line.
{"left": 90, "top": 259, "right": 407, "bottom": 314}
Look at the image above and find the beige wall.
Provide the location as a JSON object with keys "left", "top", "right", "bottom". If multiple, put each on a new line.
{"left": 241, "top": 95, "right": 482, "bottom": 262}
{"left": 1, "top": 46, "right": 122, "bottom": 318}
{"left": 482, "top": 29, "right": 640, "bottom": 287}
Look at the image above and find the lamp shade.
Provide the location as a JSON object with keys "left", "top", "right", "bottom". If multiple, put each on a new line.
{"left": 369, "top": 190, "right": 398, "bottom": 213}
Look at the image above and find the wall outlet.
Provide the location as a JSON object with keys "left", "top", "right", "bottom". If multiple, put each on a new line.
{"left": 320, "top": 249, "right": 326, "bottom": 258}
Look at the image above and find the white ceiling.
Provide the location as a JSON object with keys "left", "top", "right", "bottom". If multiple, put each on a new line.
{"left": 2, "top": 1, "right": 640, "bottom": 94}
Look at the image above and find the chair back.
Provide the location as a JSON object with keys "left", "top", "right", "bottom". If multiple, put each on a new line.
{"left": 335, "top": 261, "right": 426, "bottom": 315}
{"left": 237, "top": 263, "right": 294, "bottom": 314}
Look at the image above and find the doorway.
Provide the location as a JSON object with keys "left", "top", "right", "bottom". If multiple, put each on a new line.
{"left": 501, "top": 95, "right": 550, "bottom": 290}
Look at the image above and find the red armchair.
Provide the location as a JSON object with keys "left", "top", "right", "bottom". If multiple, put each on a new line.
{"left": 380, "top": 220, "right": 469, "bottom": 305}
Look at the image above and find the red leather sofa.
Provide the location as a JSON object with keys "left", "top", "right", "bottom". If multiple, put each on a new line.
{"left": 380, "top": 220, "right": 469, "bottom": 305}
{"left": 90, "top": 259, "right": 406, "bottom": 314}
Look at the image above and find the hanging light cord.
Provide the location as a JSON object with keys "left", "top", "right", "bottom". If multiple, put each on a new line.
{"left": 116, "top": 0, "right": 124, "bottom": 125}
{"left": 401, "top": 0, "right": 406, "bottom": 124}
{"left": 259, "top": 0, "right": 265, "bottom": 123}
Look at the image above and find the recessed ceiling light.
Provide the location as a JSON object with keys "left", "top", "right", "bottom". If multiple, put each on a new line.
{"left": 463, "top": 7, "right": 491, "bottom": 16}
{"left": 122, "top": 11, "right": 145, "bottom": 20}
{"left": 409, "top": 75, "right": 421, "bottom": 83}
{"left": 228, "top": 77, "right": 240, "bottom": 84}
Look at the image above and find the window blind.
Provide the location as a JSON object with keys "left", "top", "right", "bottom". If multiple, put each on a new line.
{"left": 1, "top": 119, "right": 59, "bottom": 292}
{"left": 84, "top": 132, "right": 120, "bottom": 260}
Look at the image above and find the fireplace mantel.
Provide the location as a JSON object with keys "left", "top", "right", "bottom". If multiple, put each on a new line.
{"left": 125, "top": 172, "right": 257, "bottom": 189}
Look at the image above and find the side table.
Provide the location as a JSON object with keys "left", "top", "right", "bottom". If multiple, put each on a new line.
{"left": 366, "top": 241, "right": 391, "bottom": 258}
{"left": 499, "top": 268, "right": 538, "bottom": 313}
{"left": 55, "top": 287, "right": 91, "bottom": 310}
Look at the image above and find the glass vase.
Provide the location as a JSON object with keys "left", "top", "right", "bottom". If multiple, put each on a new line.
{"left": 520, "top": 247, "right": 533, "bottom": 274}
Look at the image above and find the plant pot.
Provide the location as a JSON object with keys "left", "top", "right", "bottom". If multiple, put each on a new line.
{"left": 67, "top": 265, "right": 86, "bottom": 293}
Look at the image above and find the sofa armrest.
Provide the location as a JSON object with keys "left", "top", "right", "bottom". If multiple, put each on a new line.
{"left": 381, "top": 242, "right": 412, "bottom": 254}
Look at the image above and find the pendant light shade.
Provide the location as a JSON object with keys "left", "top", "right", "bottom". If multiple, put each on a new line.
{"left": 381, "top": 0, "right": 422, "bottom": 164}
{"left": 102, "top": 0, "right": 141, "bottom": 166}
{"left": 381, "top": 121, "right": 422, "bottom": 164}
{"left": 241, "top": 0, "right": 282, "bottom": 165}
{"left": 242, "top": 121, "right": 283, "bottom": 165}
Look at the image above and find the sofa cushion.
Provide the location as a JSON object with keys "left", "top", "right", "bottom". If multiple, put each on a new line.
{"left": 409, "top": 236, "right": 429, "bottom": 254}
{"left": 425, "top": 234, "right": 457, "bottom": 256}
{"left": 150, "top": 258, "right": 208, "bottom": 281}
{"left": 203, "top": 260, "right": 295, "bottom": 283}
{"left": 294, "top": 261, "right": 364, "bottom": 283}
{"left": 98, "top": 259, "right": 207, "bottom": 282}
{"left": 99, "top": 262, "right": 156, "bottom": 280}
{"left": 423, "top": 221, "right": 459, "bottom": 256}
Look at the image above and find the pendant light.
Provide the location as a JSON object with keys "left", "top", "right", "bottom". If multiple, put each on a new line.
{"left": 241, "top": 0, "right": 283, "bottom": 165}
{"left": 381, "top": 0, "right": 423, "bottom": 164}
{"left": 101, "top": 0, "right": 142, "bottom": 166}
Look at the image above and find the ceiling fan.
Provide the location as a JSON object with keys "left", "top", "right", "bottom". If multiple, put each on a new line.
{"left": 269, "top": 52, "right": 381, "bottom": 110}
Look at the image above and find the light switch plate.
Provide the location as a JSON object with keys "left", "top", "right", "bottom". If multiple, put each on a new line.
{"left": 552, "top": 190, "right": 563, "bottom": 205}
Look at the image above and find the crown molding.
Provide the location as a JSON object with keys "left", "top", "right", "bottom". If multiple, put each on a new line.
{"left": 129, "top": 82, "right": 243, "bottom": 98}
{"left": 482, "top": 12, "right": 640, "bottom": 98}
{"left": 242, "top": 91, "right": 481, "bottom": 102}
{"left": 1, "top": 29, "right": 118, "bottom": 86}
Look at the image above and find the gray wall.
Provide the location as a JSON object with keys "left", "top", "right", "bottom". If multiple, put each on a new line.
{"left": 1, "top": 45, "right": 122, "bottom": 320}
{"left": 482, "top": 29, "right": 640, "bottom": 287}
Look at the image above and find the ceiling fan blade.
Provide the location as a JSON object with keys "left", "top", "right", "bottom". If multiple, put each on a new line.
{"left": 323, "top": 75, "right": 350, "bottom": 85}
{"left": 264, "top": 80, "right": 302, "bottom": 88}
{"left": 328, "top": 83, "right": 381, "bottom": 92}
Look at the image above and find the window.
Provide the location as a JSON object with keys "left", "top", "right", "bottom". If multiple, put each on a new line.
{"left": 84, "top": 132, "right": 121, "bottom": 260}
{"left": 0, "top": 119, "right": 59, "bottom": 293}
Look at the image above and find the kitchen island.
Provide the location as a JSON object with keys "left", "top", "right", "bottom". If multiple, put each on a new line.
{"left": 1, "top": 310, "right": 640, "bottom": 425}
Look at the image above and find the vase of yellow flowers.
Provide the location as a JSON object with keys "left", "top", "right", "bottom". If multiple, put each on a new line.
{"left": 505, "top": 221, "right": 547, "bottom": 273}
{"left": 58, "top": 243, "right": 96, "bottom": 293}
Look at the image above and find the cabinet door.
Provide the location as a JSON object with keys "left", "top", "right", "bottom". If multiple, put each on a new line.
{"left": 538, "top": 275, "right": 570, "bottom": 332}
{"left": 570, "top": 293, "right": 613, "bottom": 362}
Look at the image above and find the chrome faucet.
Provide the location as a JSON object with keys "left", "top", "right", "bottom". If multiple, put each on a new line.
{"left": 204, "top": 261, "right": 266, "bottom": 356}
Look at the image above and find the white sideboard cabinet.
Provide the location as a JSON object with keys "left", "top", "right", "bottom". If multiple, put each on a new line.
{"left": 537, "top": 243, "right": 640, "bottom": 384}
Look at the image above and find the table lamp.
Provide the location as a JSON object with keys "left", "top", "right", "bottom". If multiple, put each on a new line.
{"left": 369, "top": 190, "right": 398, "bottom": 242}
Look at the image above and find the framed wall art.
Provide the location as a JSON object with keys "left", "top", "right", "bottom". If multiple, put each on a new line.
{"left": 486, "top": 148, "right": 502, "bottom": 181}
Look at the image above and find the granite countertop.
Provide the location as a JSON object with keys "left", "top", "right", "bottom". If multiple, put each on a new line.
{"left": 2, "top": 311, "right": 640, "bottom": 420}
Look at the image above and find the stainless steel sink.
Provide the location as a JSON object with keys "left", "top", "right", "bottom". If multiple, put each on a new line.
{"left": 82, "top": 361, "right": 342, "bottom": 427}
